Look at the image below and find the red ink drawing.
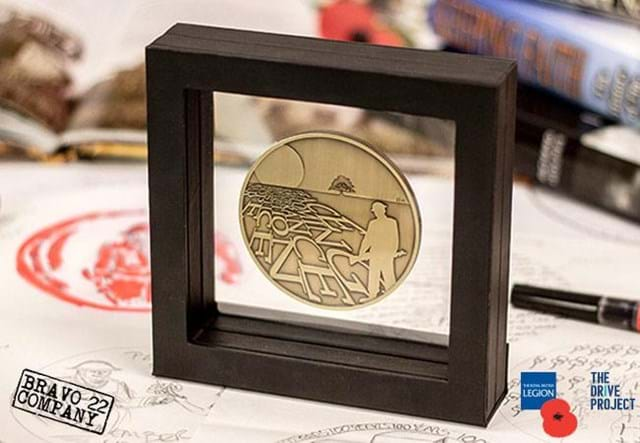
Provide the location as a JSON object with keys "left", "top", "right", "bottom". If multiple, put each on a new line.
{"left": 82, "top": 222, "right": 151, "bottom": 306}
{"left": 17, "top": 210, "right": 241, "bottom": 312}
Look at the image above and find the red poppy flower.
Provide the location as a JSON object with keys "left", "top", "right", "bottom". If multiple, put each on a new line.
{"left": 540, "top": 399, "right": 578, "bottom": 438}
{"left": 319, "top": 0, "right": 403, "bottom": 46}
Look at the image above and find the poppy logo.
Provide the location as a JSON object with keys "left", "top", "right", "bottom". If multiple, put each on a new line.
{"left": 541, "top": 399, "right": 578, "bottom": 437}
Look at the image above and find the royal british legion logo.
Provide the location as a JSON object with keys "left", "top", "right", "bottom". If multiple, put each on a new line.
{"left": 521, "top": 372, "right": 557, "bottom": 410}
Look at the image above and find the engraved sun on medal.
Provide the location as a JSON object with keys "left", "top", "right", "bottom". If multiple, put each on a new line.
{"left": 239, "top": 132, "right": 421, "bottom": 309}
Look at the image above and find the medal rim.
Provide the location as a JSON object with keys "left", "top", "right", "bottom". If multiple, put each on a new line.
{"left": 238, "top": 130, "right": 422, "bottom": 310}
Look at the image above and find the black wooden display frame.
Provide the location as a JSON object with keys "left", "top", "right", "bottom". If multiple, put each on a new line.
{"left": 146, "top": 24, "right": 516, "bottom": 426}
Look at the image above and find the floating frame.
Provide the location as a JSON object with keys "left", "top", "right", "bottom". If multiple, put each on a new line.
{"left": 146, "top": 24, "right": 516, "bottom": 426}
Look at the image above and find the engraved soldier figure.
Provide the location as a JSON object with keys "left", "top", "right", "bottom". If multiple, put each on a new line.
{"left": 353, "top": 201, "right": 401, "bottom": 299}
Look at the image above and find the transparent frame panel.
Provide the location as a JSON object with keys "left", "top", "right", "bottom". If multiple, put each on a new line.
{"left": 212, "top": 92, "right": 456, "bottom": 346}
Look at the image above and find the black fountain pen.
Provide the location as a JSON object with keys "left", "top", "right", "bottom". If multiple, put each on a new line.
{"left": 511, "top": 284, "right": 640, "bottom": 333}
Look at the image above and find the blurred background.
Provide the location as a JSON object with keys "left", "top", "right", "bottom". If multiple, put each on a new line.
{"left": 1, "top": 0, "right": 639, "bottom": 223}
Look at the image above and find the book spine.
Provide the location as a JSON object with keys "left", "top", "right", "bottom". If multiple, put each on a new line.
{"left": 429, "top": 0, "right": 640, "bottom": 126}
{"left": 514, "top": 84, "right": 640, "bottom": 223}
{"left": 536, "top": 0, "right": 640, "bottom": 24}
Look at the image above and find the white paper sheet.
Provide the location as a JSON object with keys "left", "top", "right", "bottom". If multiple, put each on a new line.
{"left": 0, "top": 162, "right": 223, "bottom": 442}
{"left": 1, "top": 161, "right": 640, "bottom": 442}
{"left": 193, "top": 323, "right": 640, "bottom": 443}
{"left": 201, "top": 167, "right": 640, "bottom": 441}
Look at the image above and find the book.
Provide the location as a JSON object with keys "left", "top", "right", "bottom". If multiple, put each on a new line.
{"left": 515, "top": 82, "right": 640, "bottom": 223}
{"left": 429, "top": 0, "right": 640, "bottom": 126}
{"left": 0, "top": 0, "right": 318, "bottom": 161}
{"left": 535, "top": 0, "right": 640, "bottom": 25}
{"left": 0, "top": 8, "right": 147, "bottom": 160}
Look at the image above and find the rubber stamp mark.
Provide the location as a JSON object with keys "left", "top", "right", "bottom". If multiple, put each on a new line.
{"left": 12, "top": 369, "right": 115, "bottom": 435}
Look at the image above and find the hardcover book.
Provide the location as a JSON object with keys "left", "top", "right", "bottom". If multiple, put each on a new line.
{"left": 430, "top": 0, "right": 640, "bottom": 126}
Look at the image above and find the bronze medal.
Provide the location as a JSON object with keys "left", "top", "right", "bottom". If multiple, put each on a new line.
{"left": 239, "top": 132, "right": 421, "bottom": 309}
